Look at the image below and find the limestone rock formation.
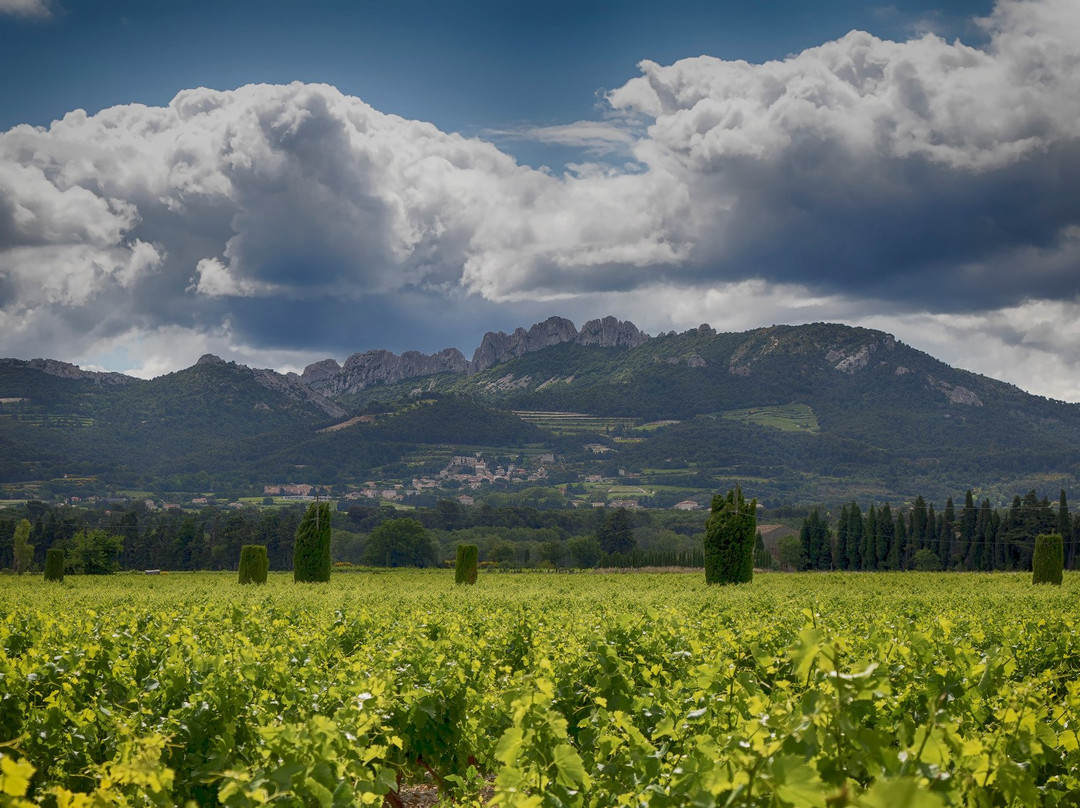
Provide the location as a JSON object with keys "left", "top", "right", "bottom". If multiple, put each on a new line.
{"left": 302, "top": 348, "right": 469, "bottom": 396}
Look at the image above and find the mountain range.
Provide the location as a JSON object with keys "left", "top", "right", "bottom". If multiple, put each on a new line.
{"left": 2, "top": 317, "right": 1078, "bottom": 507}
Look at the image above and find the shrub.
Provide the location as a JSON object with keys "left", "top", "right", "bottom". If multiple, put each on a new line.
{"left": 455, "top": 544, "right": 478, "bottom": 585}
{"left": 294, "top": 503, "right": 332, "bottom": 583}
{"left": 239, "top": 544, "right": 269, "bottom": 585}
{"left": 704, "top": 485, "right": 756, "bottom": 585}
{"left": 913, "top": 548, "right": 942, "bottom": 572}
{"left": 1032, "top": 533, "right": 1064, "bottom": 585}
{"left": 44, "top": 548, "right": 64, "bottom": 582}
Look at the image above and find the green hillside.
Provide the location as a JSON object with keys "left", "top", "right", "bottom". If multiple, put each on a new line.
{"left": 4, "top": 321, "right": 1080, "bottom": 505}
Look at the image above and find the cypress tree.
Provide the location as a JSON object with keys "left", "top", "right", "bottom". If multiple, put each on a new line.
{"left": 847, "top": 502, "right": 863, "bottom": 570}
{"left": 958, "top": 491, "right": 977, "bottom": 566}
{"left": 836, "top": 504, "right": 849, "bottom": 570}
{"left": 926, "top": 502, "right": 937, "bottom": 559}
{"left": 753, "top": 531, "right": 773, "bottom": 569}
{"left": 13, "top": 519, "right": 33, "bottom": 574}
{"left": 703, "top": 486, "right": 756, "bottom": 585}
{"left": 879, "top": 504, "right": 896, "bottom": 570}
{"left": 800, "top": 509, "right": 831, "bottom": 570}
{"left": 44, "top": 548, "right": 64, "bottom": 582}
{"left": 1032, "top": 533, "right": 1064, "bottom": 585}
{"left": 864, "top": 506, "right": 879, "bottom": 570}
{"left": 455, "top": 544, "right": 479, "bottom": 585}
{"left": 894, "top": 509, "right": 908, "bottom": 570}
{"left": 1058, "top": 490, "right": 1073, "bottom": 570}
{"left": 239, "top": 544, "right": 269, "bottom": 584}
{"left": 294, "top": 502, "right": 332, "bottom": 582}
{"left": 941, "top": 497, "right": 956, "bottom": 569}
{"left": 912, "top": 495, "right": 927, "bottom": 553}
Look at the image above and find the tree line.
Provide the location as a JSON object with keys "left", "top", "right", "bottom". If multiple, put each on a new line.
{"left": 787, "top": 489, "right": 1077, "bottom": 572}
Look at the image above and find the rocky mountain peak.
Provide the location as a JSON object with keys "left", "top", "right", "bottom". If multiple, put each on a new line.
{"left": 303, "top": 348, "right": 469, "bottom": 397}
{"left": 469, "top": 315, "right": 648, "bottom": 374}
{"left": 577, "top": 316, "right": 650, "bottom": 348}
{"left": 299, "top": 358, "right": 342, "bottom": 387}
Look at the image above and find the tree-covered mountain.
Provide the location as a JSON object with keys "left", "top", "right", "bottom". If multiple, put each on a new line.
{"left": 3, "top": 319, "right": 1080, "bottom": 505}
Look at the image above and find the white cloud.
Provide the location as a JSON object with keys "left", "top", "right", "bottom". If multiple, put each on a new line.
{"left": 609, "top": 0, "right": 1080, "bottom": 172}
{"left": 0, "top": 0, "right": 52, "bottom": 19}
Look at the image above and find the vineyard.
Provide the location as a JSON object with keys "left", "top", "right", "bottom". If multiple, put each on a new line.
{"left": 1, "top": 571, "right": 1078, "bottom": 806}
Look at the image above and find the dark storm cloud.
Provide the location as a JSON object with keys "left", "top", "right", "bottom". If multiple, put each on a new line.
{"left": 704, "top": 139, "right": 1080, "bottom": 311}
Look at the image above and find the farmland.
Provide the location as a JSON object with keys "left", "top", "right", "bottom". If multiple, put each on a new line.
{"left": 1, "top": 571, "right": 1078, "bottom": 805}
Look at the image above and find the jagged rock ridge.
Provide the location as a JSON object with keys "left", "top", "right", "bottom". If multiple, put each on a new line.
{"left": 0, "top": 357, "right": 136, "bottom": 386}
{"left": 469, "top": 316, "right": 649, "bottom": 374}
{"left": 195, "top": 354, "right": 347, "bottom": 419}
{"left": 302, "top": 348, "right": 469, "bottom": 397}
{"left": 301, "top": 316, "right": 650, "bottom": 392}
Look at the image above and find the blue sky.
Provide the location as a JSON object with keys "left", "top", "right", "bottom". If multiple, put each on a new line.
{"left": 2, "top": 0, "right": 1080, "bottom": 401}
{"left": 1, "top": 1, "right": 994, "bottom": 143}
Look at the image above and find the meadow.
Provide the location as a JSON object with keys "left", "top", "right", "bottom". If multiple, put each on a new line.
{"left": 1, "top": 570, "right": 1078, "bottom": 806}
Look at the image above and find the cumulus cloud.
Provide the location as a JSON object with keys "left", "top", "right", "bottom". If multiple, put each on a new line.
{"left": 605, "top": 0, "right": 1080, "bottom": 307}
{"left": 1, "top": 0, "right": 1079, "bottom": 399}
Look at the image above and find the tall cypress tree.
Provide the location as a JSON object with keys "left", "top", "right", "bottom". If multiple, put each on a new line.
{"left": 1058, "top": 490, "right": 1072, "bottom": 570}
{"left": 967, "top": 498, "right": 993, "bottom": 571}
{"left": 895, "top": 510, "right": 908, "bottom": 570}
{"left": 13, "top": 519, "right": 33, "bottom": 574}
{"left": 294, "top": 502, "right": 332, "bottom": 583}
{"left": 879, "top": 504, "right": 896, "bottom": 570}
{"left": 958, "top": 491, "right": 977, "bottom": 566}
{"left": 926, "top": 502, "right": 937, "bottom": 561}
{"left": 703, "top": 486, "right": 756, "bottom": 585}
{"left": 940, "top": 497, "right": 955, "bottom": 568}
{"left": 912, "top": 496, "right": 927, "bottom": 554}
{"left": 847, "top": 502, "right": 863, "bottom": 570}
{"left": 800, "top": 509, "right": 831, "bottom": 571}
{"left": 864, "top": 506, "right": 879, "bottom": 570}
{"left": 836, "top": 504, "right": 850, "bottom": 571}
{"left": 991, "top": 510, "right": 1005, "bottom": 570}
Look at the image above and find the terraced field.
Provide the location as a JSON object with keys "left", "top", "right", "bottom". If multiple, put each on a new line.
{"left": 720, "top": 403, "right": 819, "bottom": 433}
{"left": 512, "top": 410, "right": 636, "bottom": 435}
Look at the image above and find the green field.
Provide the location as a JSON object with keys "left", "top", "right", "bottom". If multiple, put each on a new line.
{"left": 512, "top": 410, "right": 636, "bottom": 435}
{"left": 1, "top": 571, "right": 1078, "bottom": 806}
{"left": 720, "top": 403, "right": 820, "bottom": 433}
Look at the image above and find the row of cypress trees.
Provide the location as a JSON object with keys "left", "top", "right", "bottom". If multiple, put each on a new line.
{"left": 800, "top": 488, "right": 1075, "bottom": 573}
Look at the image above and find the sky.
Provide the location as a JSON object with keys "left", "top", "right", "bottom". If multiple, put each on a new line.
{"left": 2, "top": 0, "right": 1080, "bottom": 402}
